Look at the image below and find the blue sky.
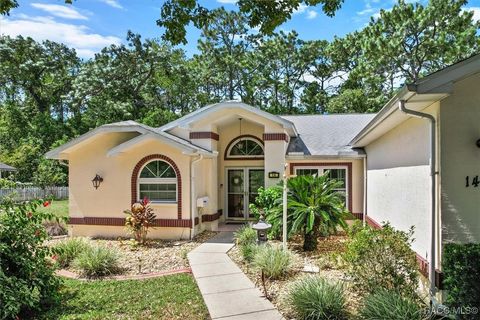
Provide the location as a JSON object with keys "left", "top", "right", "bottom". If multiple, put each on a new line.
{"left": 1, "top": 0, "right": 479, "bottom": 59}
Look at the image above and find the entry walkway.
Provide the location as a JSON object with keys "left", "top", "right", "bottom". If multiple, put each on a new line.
{"left": 188, "top": 231, "right": 283, "bottom": 320}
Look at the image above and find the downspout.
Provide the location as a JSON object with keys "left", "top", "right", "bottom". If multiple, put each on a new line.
{"left": 190, "top": 154, "right": 203, "bottom": 240}
{"left": 398, "top": 99, "right": 437, "bottom": 300}
{"left": 362, "top": 156, "right": 367, "bottom": 227}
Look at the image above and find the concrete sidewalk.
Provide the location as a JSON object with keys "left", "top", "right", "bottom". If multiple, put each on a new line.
{"left": 188, "top": 232, "right": 283, "bottom": 320}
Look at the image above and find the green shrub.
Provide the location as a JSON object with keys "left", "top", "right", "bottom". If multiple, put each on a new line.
{"left": 240, "top": 242, "right": 258, "bottom": 262}
{"left": 73, "top": 245, "right": 120, "bottom": 277}
{"left": 442, "top": 243, "right": 480, "bottom": 318}
{"left": 343, "top": 223, "right": 419, "bottom": 298}
{"left": 249, "top": 186, "right": 283, "bottom": 239}
{"left": 54, "top": 237, "right": 91, "bottom": 268}
{"left": 234, "top": 224, "right": 257, "bottom": 246}
{"left": 288, "top": 276, "right": 347, "bottom": 320}
{"left": 253, "top": 245, "right": 293, "bottom": 279}
{"left": 0, "top": 199, "right": 62, "bottom": 319}
{"left": 359, "top": 290, "right": 425, "bottom": 320}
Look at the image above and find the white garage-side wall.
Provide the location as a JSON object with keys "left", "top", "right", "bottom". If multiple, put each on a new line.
{"left": 365, "top": 103, "right": 439, "bottom": 260}
{"left": 440, "top": 73, "right": 480, "bottom": 244}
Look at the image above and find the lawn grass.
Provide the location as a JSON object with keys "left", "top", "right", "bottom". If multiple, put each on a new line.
{"left": 36, "top": 273, "right": 209, "bottom": 320}
{"left": 37, "top": 199, "right": 68, "bottom": 218}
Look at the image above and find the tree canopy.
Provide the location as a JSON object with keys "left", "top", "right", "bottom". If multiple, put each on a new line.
{"left": 0, "top": 0, "right": 478, "bottom": 185}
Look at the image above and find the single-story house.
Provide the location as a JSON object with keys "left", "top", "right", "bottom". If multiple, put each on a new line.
{"left": 47, "top": 54, "right": 480, "bottom": 297}
{"left": 0, "top": 162, "right": 16, "bottom": 179}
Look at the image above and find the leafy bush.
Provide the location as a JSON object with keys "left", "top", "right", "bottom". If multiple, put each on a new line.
{"left": 442, "top": 243, "right": 480, "bottom": 317}
{"left": 359, "top": 290, "right": 425, "bottom": 320}
{"left": 234, "top": 224, "right": 258, "bottom": 261}
{"left": 124, "top": 197, "right": 156, "bottom": 244}
{"left": 0, "top": 199, "right": 62, "bottom": 319}
{"left": 253, "top": 245, "right": 293, "bottom": 279}
{"left": 249, "top": 186, "right": 283, "bottom": 239}
{"left": 288, "top": 276, "right": 347, "bottom": 320}
{"left": 54, "top": 237, "right": 91, "bottom": 268}
{"left": 73, "top": 245, "right": 120, "bottom": 277}
{"left": 343, "top": 223, "right": 419, "bottom": 298}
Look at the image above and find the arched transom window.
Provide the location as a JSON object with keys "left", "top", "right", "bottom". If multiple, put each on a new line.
{"left": 138, "top": 160, "right": 177, "bottom": 202}
{"left": 227, "top": 137, "right": 264, "bottom": 158}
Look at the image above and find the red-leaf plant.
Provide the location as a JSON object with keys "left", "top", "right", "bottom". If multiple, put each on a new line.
{"left": 124, "top": 197, "right": 156, "bottom": 245}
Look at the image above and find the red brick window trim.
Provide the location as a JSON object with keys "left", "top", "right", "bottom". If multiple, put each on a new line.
{"left": 263, "top": 133, "right": 289, "bottom": 142}
{"left": 190, "top": 131, "right": 219, "bottom": 141}
{"left": 131, "top": 154, "right": 182, "bottom": 219}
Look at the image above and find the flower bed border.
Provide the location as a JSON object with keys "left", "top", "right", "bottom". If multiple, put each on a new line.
{"left": 56, "top": 267, "right": 192, "bottom": 281}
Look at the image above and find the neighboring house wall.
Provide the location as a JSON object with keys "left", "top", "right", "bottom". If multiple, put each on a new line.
{"left": 287, "top": 158, "right": 365, "bottom": 216}
{"left": 365, "top": 103, "right": 439, "bottom": 260}
{"left": 440, "top": 73, "right": 480, "bottom": 244}
{"left": 68, "top": 133, "right": 193, "bottom": 239}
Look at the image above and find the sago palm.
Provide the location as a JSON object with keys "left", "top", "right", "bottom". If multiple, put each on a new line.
{"left": 287, "top": 173, "right": 348, "bottom": 251}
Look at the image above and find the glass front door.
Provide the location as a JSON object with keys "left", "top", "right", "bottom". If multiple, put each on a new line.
{"left": 227, "top": 168, "right": 264, "bottom": 219}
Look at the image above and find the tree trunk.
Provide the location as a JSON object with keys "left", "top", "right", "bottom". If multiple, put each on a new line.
{"left": 303, "top": 223, "right": 320, "bottom": 251}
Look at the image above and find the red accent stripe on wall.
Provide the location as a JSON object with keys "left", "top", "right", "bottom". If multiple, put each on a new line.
{"left": 69, "top": 217, "right": 192, "bottom": 228}
{"left": 190, "top": 132, "right": 219, "bottom": 141}
{"left": 263, "top": 133, "right": 289, "bottom": 142}
{"left": 201, "top": 212, "right": 221, "bottom": 222}
{"left": 131, "top": 154, "right": 182, "bottom": 219}
{"left": 289, "top": 162, "right": 353, "bottom": 213}
{"left": 351, "top": 212, "right": 364, "bottom": 220}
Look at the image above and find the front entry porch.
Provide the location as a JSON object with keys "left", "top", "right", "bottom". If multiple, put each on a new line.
{"left": 225, "top": 167, "right": 264, "bottom": 221}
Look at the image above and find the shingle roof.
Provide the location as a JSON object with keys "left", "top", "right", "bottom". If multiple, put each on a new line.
{"left": 0, "top": 162, "right": 16, "bottom": 171}
{"left": 280, "top": 114, "right": 376, "bottom": 156}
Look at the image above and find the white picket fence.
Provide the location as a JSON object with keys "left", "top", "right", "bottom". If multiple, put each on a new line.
{"left": 0, "top": 186, "right": 69, "bottom": 201}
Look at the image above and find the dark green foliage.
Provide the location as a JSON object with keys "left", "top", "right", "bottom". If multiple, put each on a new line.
{"left": 249, "top": 186, "right": 283, "bottom": 238}
{"left": 288, "top": 276, "right": 347, "bottom": 320}
{"left": 343, "top": 223, "right": 419, "bottom": 298}
{"left": 287, "top": 174, "right": 348, "bottom": 251}
{"left": 443, "top": 243, "right": 480, "bottom": 318}
{"left": 0, "top": 199, "right": 63, "bottom": 319}
{"left": 359, "top": 290, "right": 426, "bottom": 320}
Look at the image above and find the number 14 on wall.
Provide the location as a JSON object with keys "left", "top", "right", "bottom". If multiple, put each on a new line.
{"left": 466, "top": 175, "right": 480, "bottom": 187}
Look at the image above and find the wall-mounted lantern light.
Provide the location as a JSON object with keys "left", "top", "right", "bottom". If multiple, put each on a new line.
{"left": 91, "top": 174, "right": 103, "bottom": 189}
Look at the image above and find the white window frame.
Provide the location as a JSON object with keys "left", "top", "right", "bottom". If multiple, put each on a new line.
{"left": 294, "top": 165, "right": 349, "bottom": 206}
{"left": 137, "top": 160, "right": 177, "bottom": 203}
{"left": 226, "top": 137, "right": 264, "bottom": 159}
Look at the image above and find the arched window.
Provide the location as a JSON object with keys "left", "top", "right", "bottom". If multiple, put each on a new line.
{"left": 226, "top": 136, "right": 264, "bottom": 159}
{"left": 138, "top": 160, "right": 177, "bottom": 202}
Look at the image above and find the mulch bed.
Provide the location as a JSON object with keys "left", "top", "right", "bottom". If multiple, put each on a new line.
{"left": 50, "top": 231, "right": 218, "bottom": 277}
{"left": 228, "top": 234, "right": 362, "bottom": 319}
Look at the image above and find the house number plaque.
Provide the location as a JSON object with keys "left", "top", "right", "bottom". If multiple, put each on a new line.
{"left": 465, "top": 175, "right": 479, "bottom": 188}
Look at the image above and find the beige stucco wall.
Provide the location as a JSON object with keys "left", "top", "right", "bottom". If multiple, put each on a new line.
{"left": 286, "top": 158, "right": 365, "bottom": 215}
{"left": 68, "top": 133, "right": 194, "bottom": 239}
{"left": 365, "top": 103, "right": 440, "bottom": 260}
{"left": 440, "top": 73, "right": 480, "bottom": 244}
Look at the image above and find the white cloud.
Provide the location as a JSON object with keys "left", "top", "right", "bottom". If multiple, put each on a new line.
{"left": 357, "top": 7, "right": 375, "bottom": 16}
{"left": 306, "top": 10, "right": 318, "bottom": 19}
{"left": 293, "top": 3, "right": 308, "bottom": 14}
{"left": 0, "top": 15, "right": 121, "bottom": 58}
{"left": 99, "top": 0, "right": 123, "bottom": 9}
{"left": 464, "top": 7, "right": 480, "bottom": 22}
{"left": 217, "top": 0, "right": 237, "bottom": 4}
{"left": 31, "top": 3, "right": 88, "bottom": 20}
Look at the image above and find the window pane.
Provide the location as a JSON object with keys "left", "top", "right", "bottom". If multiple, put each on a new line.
{"left": 140, "top": 161, "right": 176, "bottom": 178}
{"left": 139, "top": 183, "right": 176, "bottom": 201}
{"left": 296, "top": 169, "right": 319, "bottom": 176}
{"left": 229, "top": 138, "right": 263, "bottom": 157}
{"left": 326, "top": 169, "right": 346, "bottom": 188}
